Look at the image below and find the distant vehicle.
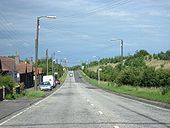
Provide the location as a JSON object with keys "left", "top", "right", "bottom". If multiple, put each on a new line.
{"left": 43, "top": 75, "right": 56, "bottom": 88}
{"left": 39, "top": 81, "right": 52, "bottom": 91}
{"left": 55, "top": 79, "right": 60, "bottom": 85}
{"left": 69, "top": 73, "right": 73, "bottom": 77}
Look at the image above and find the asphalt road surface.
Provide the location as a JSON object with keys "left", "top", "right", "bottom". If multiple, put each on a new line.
{"left": 0, "top": 71, "right": 170, "bottom": 128}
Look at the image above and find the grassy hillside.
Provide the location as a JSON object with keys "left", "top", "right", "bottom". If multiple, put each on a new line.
{"left": 146, "top": 59, "right": 170, "bottom": 70}
{"left": 88, "top": 63, "right": 118, "bottom": 72}
{"left": 88, "top": 59, "right": 170, "bottom": 72}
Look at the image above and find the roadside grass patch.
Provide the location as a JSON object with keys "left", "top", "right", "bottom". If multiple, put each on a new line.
{"left": 59, "top": 71, "right": 67, "bottom": 83}
{"left": 80, "top": 70, "right": 170, "bottom": 104}
{"left": 25, "top": 90, "right": 45, "bottom": 99}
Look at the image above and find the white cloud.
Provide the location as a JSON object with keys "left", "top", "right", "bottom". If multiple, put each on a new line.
{"left": 60, "top": 30, "right": 90, "bottom": 39}
{"left": 97, "top": 11, "right": 133, "bottom": 17}
{"left": 147, "top": 10, "right": 170, "bottom": 17}
{"left": 23, "top": 42, "right": 30, "bottom": 47}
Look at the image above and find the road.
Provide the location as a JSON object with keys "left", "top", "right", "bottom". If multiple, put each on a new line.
{"left": 0, "top": 71, "right": 170, "bottom": 128}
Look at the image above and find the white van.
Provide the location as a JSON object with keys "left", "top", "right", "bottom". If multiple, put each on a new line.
{"left": 43, "top": 75, "right": 55, "bottom": 88}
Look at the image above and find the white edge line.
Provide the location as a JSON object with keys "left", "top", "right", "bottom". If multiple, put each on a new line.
{"left": 114, "top": 126, "right": 119, "bottom": 128}
{"left": 0, "top": 84, "right": 64, "bottom": 126}
{"left": 90, "top": 87, "right": 170, "bottom": 112}
{"left": 117, "top": 94, "right": 170, "bottom": 112}
{"left": 98, "top": 111, "right": 103, "bottom": 115}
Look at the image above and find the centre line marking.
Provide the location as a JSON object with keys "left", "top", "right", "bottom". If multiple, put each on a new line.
{"left": 91, "top": 104, "right": 94, "bottom": 107}
{"left": 98, "top": 111, "right": 103, "bottom": 115}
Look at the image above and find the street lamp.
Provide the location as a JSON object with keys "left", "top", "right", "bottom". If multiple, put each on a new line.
{"left": 56, "top": 50, "right": 61, "bottom": 64}
{"left": 93, "top": 56, "right": 101, "bottom": 84}
{"left": 54, "top": 50, "right": 61, "bottom": 78}
{"left": 111, "top": 39, "right": 123, "bottom": 57}
{"left": 34, "top": 15, "right": 56, "bottom": 90}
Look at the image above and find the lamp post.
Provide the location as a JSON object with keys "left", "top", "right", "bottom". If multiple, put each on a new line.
{"left": 34, "top": 15, "right": 56, "bottom": 90}
{"left": 93, "top": 56, "right": 101, "bottom": 84}
{"left": 111, "top": 39, "right": 123, "bottom": 57}
{"left": 54, "top": 51, "right": 61, "bottom": 78}
{"left": 56, "top": 50, "right": 61, "bottom": 64}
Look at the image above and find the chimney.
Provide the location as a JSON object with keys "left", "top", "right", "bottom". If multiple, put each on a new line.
{"left": 15, "top": 51, "right": 20, "bottom": 65}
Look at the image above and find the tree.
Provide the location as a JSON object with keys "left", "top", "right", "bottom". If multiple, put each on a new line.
{"left": 134, "top": 50, "right": 150, "bottom": 58}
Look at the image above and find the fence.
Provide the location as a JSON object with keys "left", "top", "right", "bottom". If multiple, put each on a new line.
{"left": 0, "top": 85, "right": 21, "bottom": 101}
{"left": 0, "top": 86, "right": 5, "bottom": 101}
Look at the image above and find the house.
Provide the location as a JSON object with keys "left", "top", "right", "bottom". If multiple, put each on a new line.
{"left": 0, "top": 56, "right": 17, "bottom": 79}
{"left": 0, "top": 55, "right": 44, "bottom": 88}
{"left": 33, "top": 67, "right": 44, "bottom": 84}
{"left": 16, "top": 62, "right": 34, "bottom": 88}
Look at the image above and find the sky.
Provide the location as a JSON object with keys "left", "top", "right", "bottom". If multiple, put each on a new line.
{"left": 0, "top": 0, "right": 170, "bottom": 66}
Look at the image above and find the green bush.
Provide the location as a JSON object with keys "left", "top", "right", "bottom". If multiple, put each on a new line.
{"left": 124, "top": 57, "right": 146, "bottom": 68}
{"left": 0, "top": 75, "right": 16, "bottom": 93}
{"left": 116, "top": 67, "right": 143, "bottom": 86}
{"left": 156, "top": 69, "right": 170, "bottom": 88}
{"left": 141, "top": 67, "right": 158, "bottom": 87}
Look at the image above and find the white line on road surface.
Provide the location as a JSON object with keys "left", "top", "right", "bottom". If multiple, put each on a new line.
{"left": 0, "top": 111, "right": 23, "bottom": 126}
{"left": 98, "top": 111, "right": 103, "bottom": 115}
{"left": 86, "top": 99, "right": 90, "bottom": 102}
{"left": 0, "top": 84, "right": 64, "bottom": 126}
{"left": 91, "top": 103, "right": 94, "bottom": 107}
{"left": 113, "top": 126, "right": 119, "bottom": 128}
{"left": 117, "top": 94, "right": 170, "bottom": 112}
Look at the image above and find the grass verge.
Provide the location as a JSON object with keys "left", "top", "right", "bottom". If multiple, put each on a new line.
{"left": 25, "top": 90, "right": 46, "bottom": 99}
{"left": 80, "top": 70, "right": 170, "bottom": 104}
{"left": 59, "top": 71, "right": 68, "bottom": 84}
{"left": 5, "top": 89, "right": 46, "bottom": 100}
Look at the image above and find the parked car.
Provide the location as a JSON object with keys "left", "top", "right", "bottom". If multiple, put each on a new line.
{"left": 55, "top": 79, "right": 60, "bottom": 85}
{"left": 39, "top": 81, "right": 52, "bottom": 91}
{"left": 43, "top": 75, "right": 56, "bottom": 88}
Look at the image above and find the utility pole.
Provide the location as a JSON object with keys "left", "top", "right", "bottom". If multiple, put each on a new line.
{"left": 34, "top": 17, "right": 40, "bottom": 90}
{"left": 52, "top": 53, "right": 54, "bottom": 76}
{"left": 111, "top": 39, "right": 123, "bottom": 57}
{"left": 97, "top": 57, "right": 100, "bottom": 84}
{"left": 46, "top": 49, "right": 48, "bottom": 75}
{"left": 53, "top": 52, "right": 55, "bottom": 76}
{"left": 34, "top": 15, "right": 56, "bottom": 90}
{"left": 93, "top": 56, "right": 100, "bottom": 84}
{"left": 120, "top": 39, "right": 123, "bottom": 57}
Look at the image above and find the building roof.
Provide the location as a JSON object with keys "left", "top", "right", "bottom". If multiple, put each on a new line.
{"left": 0, "top": 56, "right": 43, "bottom": 75}
{"left": 33, "top": 67, "right": 43, "bottom": 75}
{"left": 16, "top": 62, "right": 33, "bottom": 74}
{"left": 0, "top": 56, "right": 15, "bottom": 72}
{"left": 0, "top": 56, "right": 33, "bottom": 74}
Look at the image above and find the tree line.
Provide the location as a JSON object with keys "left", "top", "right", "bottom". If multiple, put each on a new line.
{"left": 38, "top": 58, "right": 64, "bottom": 79}
{"left": 83, "top": 50, "right": 170, "bottom": 94}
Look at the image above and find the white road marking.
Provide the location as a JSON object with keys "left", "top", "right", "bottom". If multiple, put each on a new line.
{"left": 91, "top": 103, "right": 94, "bottom": 107}
{"left": 113, "top": 126, "right": 119, "bottom": 128}
{"left": 34, "top": 101, "right": 41, "bottom": 106}
{"left": 98, "top": 111, "right": 103, "bottom": 115}
{"left": 86, "top": 99, "right": 90, "bottom": 102}
{"left": 0, "top": 84, "right": 64, "bottom": 126}
{"left": 118, "top": 94, "right": 170, "bottom": 112}
{"left": 0, "top": 111, "right": 23, "bottom": 126}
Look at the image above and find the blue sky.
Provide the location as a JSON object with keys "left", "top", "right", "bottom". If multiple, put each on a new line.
{"left": 0, "top": 0, "right": 170, "bottom": 66}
